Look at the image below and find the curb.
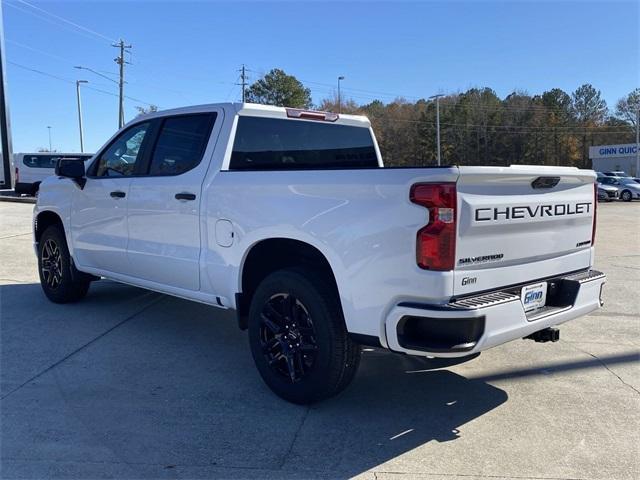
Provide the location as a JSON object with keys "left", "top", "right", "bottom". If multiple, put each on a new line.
{"left": 0, "top": 195, "right": 36, "bottom": 204}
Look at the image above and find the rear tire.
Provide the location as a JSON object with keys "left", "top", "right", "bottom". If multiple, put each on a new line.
{"left": 38, "top": 225, "right": 90, "bottom": 303}
{"left": 248, "top": 268, "right": 361, "bottom": 404}
{"left": 621, "top": 190, "right": 632, "bottom": 202}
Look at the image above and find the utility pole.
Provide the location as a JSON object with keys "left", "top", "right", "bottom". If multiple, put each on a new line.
{"left": 112, "top": 39, "right": 131, "bottom": 129}
{"left": 337, "top": 76, "right": 344, "bottom": 113}
{"left": 47, "top": 126, "right": 52, "bottom": 151}
{"left": 0, "top": 1, "right": 13, "bottom": 189}
{"left": 429, "top": 94, "right": 444, "bottom": 166}
{"left": 76, "top": 80, "right": 88, "bottom": 153}
{"left": 238, "top": 64, "right": 248, "bottom": 103}
{"left": 636, "top": 107, "right": 640, "bottom": 177}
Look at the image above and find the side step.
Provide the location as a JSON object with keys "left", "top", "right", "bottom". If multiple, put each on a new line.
{"left": 524, "top": 327, "right": 560, "bottom": 343}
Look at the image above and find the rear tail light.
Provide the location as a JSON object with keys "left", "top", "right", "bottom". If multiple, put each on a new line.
{"left": 410, "top": 183, "right": 457, "bottom": 270}
{"left": 15, "top": 167, "right": 19, "bottom": 183}
{"left": 592, "top": 182, "right": 597, "bottom": 246}
{"left": 286, "top": 108, "right": 339, "bottom": 122}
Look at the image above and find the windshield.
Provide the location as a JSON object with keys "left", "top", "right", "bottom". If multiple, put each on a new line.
{"left": 599, "top": 177, "right": 618, "bottom": 185}
{"left": 620, "top": 178, "right": 638, "bottom": 185}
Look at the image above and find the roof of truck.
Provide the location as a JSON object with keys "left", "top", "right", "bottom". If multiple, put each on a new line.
{"left": 133, "top": 102, "right": 371, "bottom": 128}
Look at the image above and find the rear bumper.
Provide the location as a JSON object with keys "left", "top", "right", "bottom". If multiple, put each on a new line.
{"left": 384, "top": 269, "right": 606, "bottom": 357}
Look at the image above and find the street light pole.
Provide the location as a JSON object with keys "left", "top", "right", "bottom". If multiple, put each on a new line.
{"left": 74, "top": 64, "right": 124, "bottom": 129}
{"left": 47, "top": 126, "right": 52, "bottom": 151}
{"left": 635, "top": 107, "right": 640, "bottom": 177}
{"left": 76, "top": 80, "right": 88, "bottom": 153}
{"left": 429, "top": 94, "right": 444, "bottom": 166}
{"left": 337, "top": 76, "right": 344, "bottom": 113}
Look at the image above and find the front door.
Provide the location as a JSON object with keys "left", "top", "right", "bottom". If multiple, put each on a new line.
{"left": 70, "top": 122, "right": 152, "bottom": 274}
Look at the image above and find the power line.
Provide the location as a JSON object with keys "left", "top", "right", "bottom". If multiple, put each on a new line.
{"left": 11, "top": 0, "right": 117, "bottom": 43}
{"left": 8, "top": 60, "right": 157, "bottom": 107}
{"left": 4, "top": 1, "right": 103, "bottom": 43}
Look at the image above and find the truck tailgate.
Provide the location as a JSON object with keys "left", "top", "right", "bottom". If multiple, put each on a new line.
{"left": 454, "top": 166, "right": 596, "bottom": 296}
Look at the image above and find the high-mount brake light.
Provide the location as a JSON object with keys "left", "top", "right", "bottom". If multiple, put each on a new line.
{"left": 410, "top": 183, "right": 457, "bottom": 271}
{"left": 592, "top": 182, "right": 597, "bottom": 246}
{"left": 286, "top": 108, "right": 339, "bottom": 122}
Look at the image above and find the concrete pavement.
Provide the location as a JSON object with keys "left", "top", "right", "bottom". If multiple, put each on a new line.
{"left": 1, "top": 201, "right": 638, "bottom": 480}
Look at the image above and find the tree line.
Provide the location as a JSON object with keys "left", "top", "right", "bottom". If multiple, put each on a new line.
{"left": 245, "top": 68, "right": 639, "bottom": 168}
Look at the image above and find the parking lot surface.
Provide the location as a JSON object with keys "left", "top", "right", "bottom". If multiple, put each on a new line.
{"left": 1, "top": 201, "right": 638, "bottom": 480}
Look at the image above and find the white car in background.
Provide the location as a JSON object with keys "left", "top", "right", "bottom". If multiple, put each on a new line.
{"left": 13, "top": 152, "right": 94, "bottom": 196}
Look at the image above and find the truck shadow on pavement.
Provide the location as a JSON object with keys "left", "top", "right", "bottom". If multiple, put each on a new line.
{"left": 1, "top": 281, "right": 637, "bottom": 479}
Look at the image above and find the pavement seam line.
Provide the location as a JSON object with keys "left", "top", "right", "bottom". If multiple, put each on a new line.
{"left": 564, "top": 342, "right": 640, "bottom": 396}
{"left": 278, "top": 404, "right": 311, "bottom": 469}
{"left": 0, "top": 232, "right": 32, "bottom": 240}
{"left": 588, "top": 311, "right": 640, "bottom": 318}
{"left": 371, "top": 471, "right": 586, "bottom": 480}
{"left": 0, "top": 295, "right": 163, "bottom": 401}
{"left": 0, "top": 278, "right": 31, "bottom": 284}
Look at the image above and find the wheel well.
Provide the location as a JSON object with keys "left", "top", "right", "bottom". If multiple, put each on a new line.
{"left": 35, "top": 211, "right": 63, "bottom": 243}
{"left": 237, "top": 238, "right": 340, "bottom": 330}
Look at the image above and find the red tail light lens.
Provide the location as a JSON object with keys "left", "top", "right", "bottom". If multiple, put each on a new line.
{"left": 15, "top": 167, "right": 19, "bottom": 183}
{"left": 592, "top": 182, "right": 597, "bottom": 246}
{"left": 410, "top": 183, "right": 457, "bottom": 270}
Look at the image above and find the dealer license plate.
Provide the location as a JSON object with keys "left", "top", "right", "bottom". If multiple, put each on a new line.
{"left": 521, "top": 282, "right": 547, "bottom": 312}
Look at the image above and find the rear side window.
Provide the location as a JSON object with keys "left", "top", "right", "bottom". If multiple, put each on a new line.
{"left": 230, "top": 116, "right": 378, "bottom": 170}
{"left": 148, "top": 113, "right": 215, "bottom": 176}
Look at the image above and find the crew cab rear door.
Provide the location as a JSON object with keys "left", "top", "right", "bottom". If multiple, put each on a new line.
{"left": 126, "top": 111, "right": 220, "bottom": 292}
{"left": 453, "top": 166, "right": 596, "bottom": 296}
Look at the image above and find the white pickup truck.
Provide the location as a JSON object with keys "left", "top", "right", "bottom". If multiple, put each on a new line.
{"left": 34, "top": 103, "right": 606, "bottom": 404}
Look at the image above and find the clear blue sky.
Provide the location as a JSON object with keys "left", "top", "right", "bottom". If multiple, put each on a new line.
{"left": 4, "top": 0, "right": 639, "bottom": 153}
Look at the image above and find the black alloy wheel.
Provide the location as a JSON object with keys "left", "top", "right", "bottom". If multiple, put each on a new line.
{"left": 259, "top": 293, "right": 319, "bottom": 383}
{"left": 248, "top": 268, "right": 361, "bottom": 404}
{"left": 38, "top": 225, "right": 91, "bottom": 303}
{"left": 40, "top": 238, "right": 63, "bottom": 290}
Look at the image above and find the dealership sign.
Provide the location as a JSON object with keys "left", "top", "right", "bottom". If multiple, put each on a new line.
{"left": 589, "top": 143, "right": 638, "bottom": 159}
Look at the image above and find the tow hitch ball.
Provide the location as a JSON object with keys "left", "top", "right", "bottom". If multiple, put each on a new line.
{"left": 524, "top": 327, "right": 560, "bottom": 343}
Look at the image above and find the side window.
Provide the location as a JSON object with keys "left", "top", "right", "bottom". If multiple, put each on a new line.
{"left": 94, "top": 122, "right": 150, "bottom": 177}
{"left": 23, "top": 155, "right": 61, "bottom": 168}
{"left": 148, "top": 114, "right": 215, "bottom": 176}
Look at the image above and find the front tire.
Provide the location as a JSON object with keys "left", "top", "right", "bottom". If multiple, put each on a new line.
{"left": 38, "top": 225, "right": 90, "bottom": 303}
{"left": 248, "top": 268, "right": 361, "bottom": 404}
{"left": 621, "top": 190, "right": 632, "bottom": 202}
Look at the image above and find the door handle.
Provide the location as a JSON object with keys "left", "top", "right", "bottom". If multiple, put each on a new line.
{"left": 175, "top": 192, "right": 196, "bottom": 201}
{"left": 110, "top": 191, "right": 126, "bottom": 198}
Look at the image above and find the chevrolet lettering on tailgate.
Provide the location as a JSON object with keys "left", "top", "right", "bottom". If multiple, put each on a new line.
{"left": 474, "top": 202, "right": 592, "bottom": 222}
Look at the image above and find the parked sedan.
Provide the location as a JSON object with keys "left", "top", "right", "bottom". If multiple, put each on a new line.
{"left": 618, "top": 178, "right": 640, "bottom": 201}
{"left": 597, "top": 184, "right": 619, "bottom": 201}
{"left": 599, "top": 176, "right": 640, "bottom": 201}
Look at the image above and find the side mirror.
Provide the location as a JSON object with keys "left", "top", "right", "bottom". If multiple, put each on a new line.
{"left": 55, "top": 158, "right": 86, "bottom": 188}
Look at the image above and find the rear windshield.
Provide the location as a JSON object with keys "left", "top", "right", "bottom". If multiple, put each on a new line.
{"left": 22, "top": 154, "right": 92, "bottom": 169}
{"left": 230, "top": 116, "right": 379, "bottom": 170}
